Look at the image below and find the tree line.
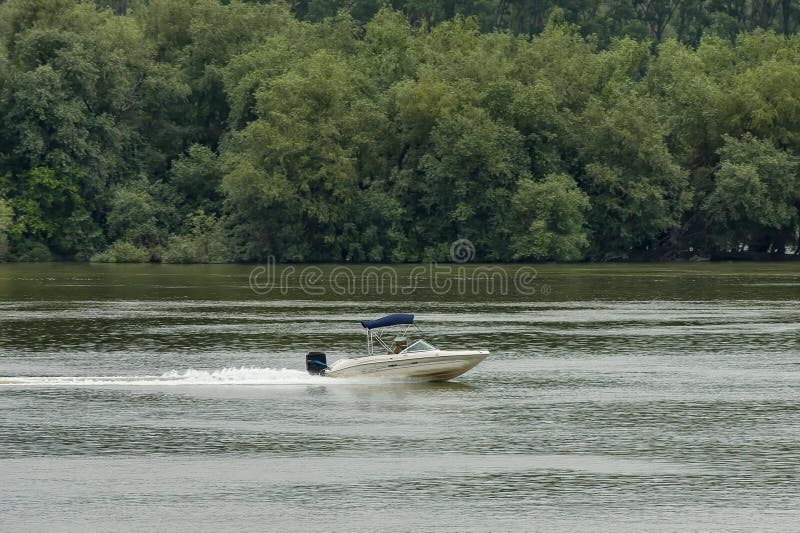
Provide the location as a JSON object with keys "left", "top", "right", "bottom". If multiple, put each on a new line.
{"left": 0, "top": 0, "right": 799, "bottom": 263}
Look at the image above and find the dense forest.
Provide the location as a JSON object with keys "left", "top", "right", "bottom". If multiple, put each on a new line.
{"left": 0, "top": 0, "right": 799, "bottom": 263}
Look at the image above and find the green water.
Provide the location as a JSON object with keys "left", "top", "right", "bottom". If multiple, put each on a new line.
{"left": 1, "top": 262, "right": 799, "bottom": 531}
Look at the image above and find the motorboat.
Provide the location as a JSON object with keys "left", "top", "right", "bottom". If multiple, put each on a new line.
{"left": 305, "top": 313, "right": 489, "bottom": 381}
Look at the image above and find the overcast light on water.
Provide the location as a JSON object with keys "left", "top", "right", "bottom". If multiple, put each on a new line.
{"left": 1, "top": 263, "right": 799, "bottom": 531}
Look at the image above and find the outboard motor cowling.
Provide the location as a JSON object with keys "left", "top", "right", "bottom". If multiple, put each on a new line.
{"left": 306, "top": 352, "right": 327, "bottom": 375}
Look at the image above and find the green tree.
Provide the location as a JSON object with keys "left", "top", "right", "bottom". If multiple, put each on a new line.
{"left": 703, "top": 134, "right": 800, "bottom": 254}
{"left": 223, "top": 47, "right": 394, "bottom": 261}
{"left": 0, "top": 0, "right": 189, "bottom": 259}
{"left": 0, "top": 0, "right": 189, "bottom": 180}
{"left": 162, "top": 209, "right": 228, "bottom": 263}
{"left": 7, "top": 167, "right": 102, "bottom": 259}
{"left": 170, "top": 144, "right": 222, "bottom": 212}
{"left": 578, "top": 82, "right": 689, "bottom": 259}
{"left": 728, "top": 31, "right": 800, "bottom": 149}
{"left": 105, "top": 178, "right": 180, "bottom": 254}
{"left": 414, "top": 105, "right": 531, "bottom": 260}
{"left": 509, "top": 173, "right": 590, "bottom": 261}
{"left": 179, "top": 0, "right": 299, "bottom": 146}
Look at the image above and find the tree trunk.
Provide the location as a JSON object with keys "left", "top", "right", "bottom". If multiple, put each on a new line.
{"left": 114, "top": 0, "right": 128, "bottom": 16}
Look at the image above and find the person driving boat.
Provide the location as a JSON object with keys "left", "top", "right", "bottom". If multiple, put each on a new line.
{"left": 393, "top": 336, "right": 408, "bottom": 353}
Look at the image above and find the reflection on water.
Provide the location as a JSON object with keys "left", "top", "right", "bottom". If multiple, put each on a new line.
{"left": 1, "top": 263, "right": 799, "bottom": 531}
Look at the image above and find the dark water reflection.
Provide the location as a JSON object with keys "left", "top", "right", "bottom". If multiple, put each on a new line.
{"left": 1, "top": 263, "right": 799, "bottom": 531}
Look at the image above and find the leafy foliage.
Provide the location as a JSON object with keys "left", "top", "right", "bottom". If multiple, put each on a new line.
{"left": 161, "top": 209, "right": 229, "bottom": 263}
{"left": 510, "top": 174, "right": 590, "bottom": 261}
{"left": 1, "top": 1, "right": 800, "bottom": 262}
{"left": 703, "top": 134, "right": 800, "bottom": 253}
{"left": 0, "top": 196, "right": 12, "bottom": 260}
{"left": 106, "top": 178, "right": 180, "bottom": 253}
{"left": 90, "top": 240, "right": 151, "bottom": 263}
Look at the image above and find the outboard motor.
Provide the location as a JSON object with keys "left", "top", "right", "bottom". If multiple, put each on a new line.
{"left": 306, "top": 352, "right": 328, "bottom": 375}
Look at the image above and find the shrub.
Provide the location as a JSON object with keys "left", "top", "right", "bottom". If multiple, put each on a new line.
{"left": 162, "top": 210, "right": 229, "bottom": 264}
{"left": 90, "top": 241, "right": 151, "bottom": 263}
{"left": 11, "top": 240, "right": 53, "bottom": 262}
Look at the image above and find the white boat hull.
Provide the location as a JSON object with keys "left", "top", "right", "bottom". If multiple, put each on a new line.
{"left": 323, "top": 350, "right": 489, "bottom": 381}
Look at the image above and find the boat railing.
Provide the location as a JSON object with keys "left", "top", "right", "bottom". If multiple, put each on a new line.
{"left": 367, "top": 323, "right": 426, "bottom": 355}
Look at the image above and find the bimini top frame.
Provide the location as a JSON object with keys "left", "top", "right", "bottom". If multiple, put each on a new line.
{"left": 360, "top": 313, "right": 423, "bottom": 355}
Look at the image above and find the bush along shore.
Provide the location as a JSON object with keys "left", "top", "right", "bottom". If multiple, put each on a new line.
{"left": 1, "top": 1, "right": 799, "bottom": 263}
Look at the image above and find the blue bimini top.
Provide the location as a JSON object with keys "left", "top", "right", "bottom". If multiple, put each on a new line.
{"left": 360, "top": 313, "right": 414, "bottom": 329}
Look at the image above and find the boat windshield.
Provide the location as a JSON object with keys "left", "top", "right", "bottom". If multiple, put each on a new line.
{"left": 400, "top": 339, "right": 436, "bottom": 354}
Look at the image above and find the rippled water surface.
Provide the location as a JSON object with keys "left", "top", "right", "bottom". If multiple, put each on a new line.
{"left": 1, "top": 263, "right": 799, "bottom": 531}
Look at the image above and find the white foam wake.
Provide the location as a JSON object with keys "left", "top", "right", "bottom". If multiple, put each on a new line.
{"left": 0, "top": 367, "right": 333, "bottom": 386}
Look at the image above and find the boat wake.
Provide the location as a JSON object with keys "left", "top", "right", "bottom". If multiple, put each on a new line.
{"left": 0, "top": 367, "right": 337, "bottom": 386}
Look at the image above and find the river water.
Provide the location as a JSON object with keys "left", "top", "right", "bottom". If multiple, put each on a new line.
{"left": 1, "top": 263, "right": 798, "bottom": 531}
